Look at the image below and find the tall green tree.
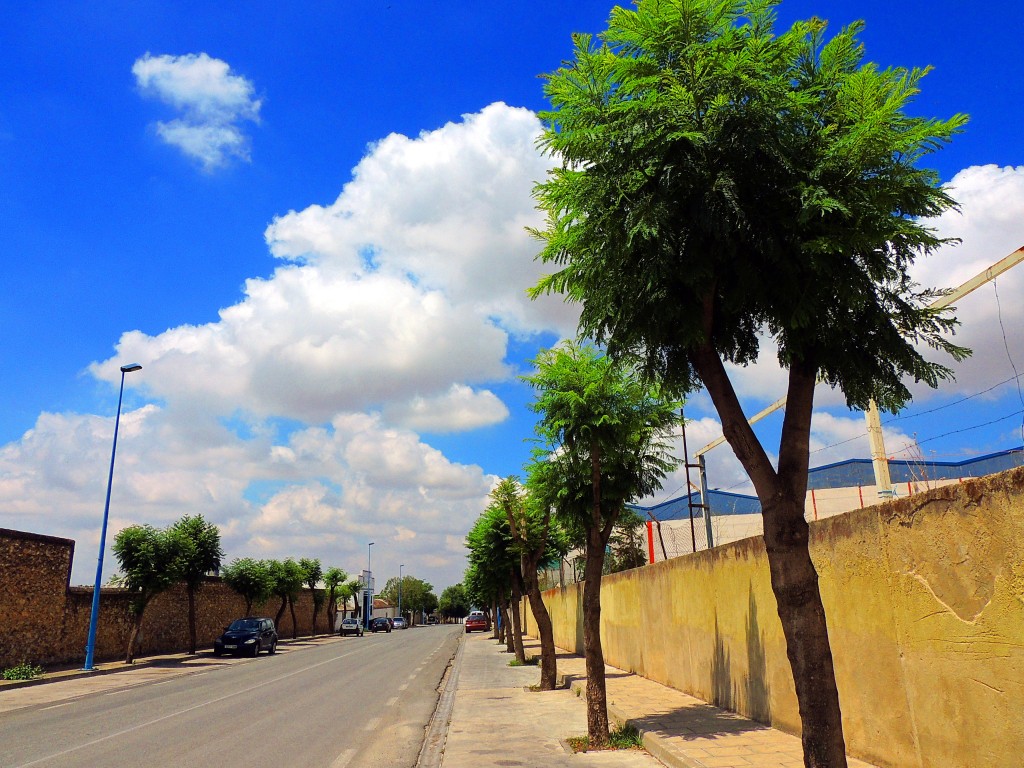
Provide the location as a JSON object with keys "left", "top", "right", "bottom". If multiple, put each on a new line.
{"left": 299, "top": 558, "right": 324, "bottom": 637}
{"left": 170, "top": 514, "right": 224, "bottom": 654}
{"left": 439, "top": 583, "right": 469, "bottom": 622}
{"left": 524, "top": 342, "right": 679, "bottom": 745}
{"left": 323, "top": 567, "right": 348, "bottom": 631}
{"left": 465, "top": 506, "right": 520, "bottom": 652}
{"left": 112, "top": 524, "right": 184, "bottom": 664}
{"left": 221, "top": 558, "right": 274, "bottom": 616}
{"left": 532, "top": 2, "right": 966, "bottom": 763}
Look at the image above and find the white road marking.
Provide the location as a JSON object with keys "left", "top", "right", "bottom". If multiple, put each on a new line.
{"left": 331, "top": 748, "right": 355, "bottom": 767}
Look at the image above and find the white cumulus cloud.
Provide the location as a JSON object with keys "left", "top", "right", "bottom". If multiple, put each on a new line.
{"left": 133, "top": 52, "right": 261, "bottom": 169}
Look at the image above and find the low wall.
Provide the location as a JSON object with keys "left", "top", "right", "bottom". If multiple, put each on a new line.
{"left": 0, "top": 528, "right": 327, "bottom": 668}
{"left": 525, "top": 466, "right": 1024, "bottom": 768}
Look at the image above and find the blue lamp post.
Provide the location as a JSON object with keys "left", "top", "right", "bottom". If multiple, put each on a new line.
{"left": 82, "top": 363, "right": 142, "bottom": 671}
{"left": 365, "top": 541, "right": 374, "bottom": 629}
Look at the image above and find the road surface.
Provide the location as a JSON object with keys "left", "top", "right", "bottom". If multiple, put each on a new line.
{"left": 0, "top": 626, "right": 461, "bottom": 768}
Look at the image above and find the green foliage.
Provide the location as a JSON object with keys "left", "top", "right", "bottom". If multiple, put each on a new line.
{"left": 567, "top": 724, "right": 644, "bottom": 752}
{"left": 2, "top": 662, "right": 44, "bottom": 681}
{"left": 169, "top": 515, "right": 223, "bottom": 590}
{"left": 523, "top": 341, "right": 681, "bottom": 539}
{"left": 268, "top": 558, "right": 306, "bottom": 601}
{"left": 438, "top": 583, "right": 470, "bottom": 620}
{"left": 112, "top": 524, "right": 184, "bottom": 616}
{"left": 221, "top": 558, "right": 275, "bottom": 613}
{"left": 380, "top": 574, "right": 438, "bottom": 616}
{"left": 299, "top": 557, "right": 324, "bottom": 607}
{"left": 532, "top": 0, "right": 969, "bottom": 412}
{"left": 507, "top": 656, "right": 539, "bottom": 667}
{"left": 464, "top": 503, "right": 517, "bottom": 602}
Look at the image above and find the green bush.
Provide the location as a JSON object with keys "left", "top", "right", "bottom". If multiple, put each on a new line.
{"left": 2, "top": 662, "right": 45, "bottom": 681}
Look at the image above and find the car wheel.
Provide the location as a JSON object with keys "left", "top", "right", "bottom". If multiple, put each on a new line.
{"left": 251, "top": 641, "right": 261, "bottom": 657}
{"left": 268, "top": 639, "right": 277, "bottom": 654}
{"left": 213, "top": 648, "right": 222, "bottom": 656}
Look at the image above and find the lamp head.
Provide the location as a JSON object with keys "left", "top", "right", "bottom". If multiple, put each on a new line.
{"left": 120, "top": 363, "right": 142, "bottom": 373}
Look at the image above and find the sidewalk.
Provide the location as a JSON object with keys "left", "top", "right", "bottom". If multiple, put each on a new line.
{"left": 437, "top": 631, "right": 659, "bottom": 768}
{"left": 498, "top": 635, "right": 878, "bottom": 768}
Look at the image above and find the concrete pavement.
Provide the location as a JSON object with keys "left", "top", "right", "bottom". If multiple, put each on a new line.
{"left": 434, "top": 631, "right": 659, "bottom": 768}
{"left": 441, "top": 633, "right": 879, "bottom": 768}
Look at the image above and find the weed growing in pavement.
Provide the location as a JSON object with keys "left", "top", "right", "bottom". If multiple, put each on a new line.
{"left": 566, "top": 725, "right": 644, "bottom": 753}
{"left": 2, "top": 662, "right": 45, "bottom": 681}
{"left": 508, "top": 657, "right": 539, "bottom": 667}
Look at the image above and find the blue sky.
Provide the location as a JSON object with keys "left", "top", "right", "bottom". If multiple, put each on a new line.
{"left": 2, "top": 1, "right": 1022, "bottom": 592}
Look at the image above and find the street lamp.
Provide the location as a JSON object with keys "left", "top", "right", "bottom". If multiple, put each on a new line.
{"left": 398, "top": 563, "right": 404, "bottom": 623}
{"left": 366, "top": 542, "right": 374, "bottom": 629}
{"left": 83, "top": 363, "right": 142, "bottom": 671}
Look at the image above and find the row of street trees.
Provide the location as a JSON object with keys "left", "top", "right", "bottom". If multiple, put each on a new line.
{"left": 110, "top": 515, "right": 361, "bottom": 663}
{"left": 522, "top": 0, "right": 966, "bottom": 764}
{"left": 464, "top": 342, "right": 681, "bottom": 711}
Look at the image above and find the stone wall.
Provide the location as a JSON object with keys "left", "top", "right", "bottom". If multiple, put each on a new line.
{"left": 524, "top": 466, "right": 1024, "bottom": 768}
{"left": 0, "top": 528, "right": 329, "bottom": 668}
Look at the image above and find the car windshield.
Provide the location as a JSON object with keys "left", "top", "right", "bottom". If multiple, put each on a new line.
{"left": 228, "top": 619, "right": 260, "bottom": 631}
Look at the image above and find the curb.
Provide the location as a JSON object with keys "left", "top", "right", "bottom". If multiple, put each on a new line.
{"left": 416, "top": 633, "right": 465, "bottom": 768}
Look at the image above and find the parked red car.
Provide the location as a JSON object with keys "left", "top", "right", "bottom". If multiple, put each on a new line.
{"left": 465, "top": 612, "right": 489, "bottom": 633}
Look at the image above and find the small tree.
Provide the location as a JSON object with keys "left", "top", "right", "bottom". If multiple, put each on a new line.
{"left": 221, "top": 558, "right": 274, "bottom": 616}
{"left": 491, "top": 474, "right": 563, "bottom": 690}
{"left": 524, "top": 342, "right": 679, "bottom": 745}
{"left": 112, "top": 524, "right": 183, "bottom": 664}
{"left": 341, "top": 578, "right": 362, "bottom": 621}
{"left": 533, "top": 2, "right": 966, "bottom": 762}
{"left": 267, "top": 558, "right": 305, "bottom": 637}
{"left": 299, "top": 558, "right": 324, "bottom": 637}
{"left": 170, "top": 514, "right": 224, "bottom": 654}
{"left": 323, "top": 567, "right": 348, "bottom": 631}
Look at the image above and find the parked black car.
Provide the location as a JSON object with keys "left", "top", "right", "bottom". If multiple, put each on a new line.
{"left": 213, "top": 617, "right": 278, "bottom": 656}
{"left": 369, "top": 617, "right": 392, "bottom": 633}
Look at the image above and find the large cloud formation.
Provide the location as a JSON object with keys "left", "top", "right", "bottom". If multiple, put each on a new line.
{"left": 2, "top": 94, "right": 1020, "bottom": 589}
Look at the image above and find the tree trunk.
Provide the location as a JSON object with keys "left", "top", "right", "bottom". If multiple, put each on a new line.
{"left": 289, "top": 596, "right": 298, "bottom": 639}
{"left": 491, "top": 597, "right": 500, "bottom": 640}
{"left": 523, "top": 553, "right": 558, "bottom": 690}
{"left": 326, "top": 590, "right": 336, "bottom": 632}
{"left": 310, "top": 589, "right": 319, "bottom": 638}
{"left": 125, "top": 612, "right": 145, "bottom": 664}
{"left": 509, "top": 570, "right": 527, "bottom": 663}
{"left": 275, "top": 597, "right": 287, "bottom": 628}
{"left": 502, "top": 601, "right": 514, "bottom": 653}
{"left": 245, "top": 596, "right": 253, "bottom": 616}
{"left": 691, "top": 345, "right": 848, "bottom": 768}
{"left": 187, "top": 585, "right": 198, "bottom": 655}
{"left": 582, "top": 524, "right": 610, "bottom": 746}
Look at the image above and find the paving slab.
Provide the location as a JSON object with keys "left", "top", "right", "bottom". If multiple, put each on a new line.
{"left": 517, "top": 637, "right": 878, "bottom": 768}
{"left": 438, "top": 632, "right": 661, "bottom": 768}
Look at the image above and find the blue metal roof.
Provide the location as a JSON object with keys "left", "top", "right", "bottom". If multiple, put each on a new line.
{"left": 634, "top": 446, "right": 1023, "bottom": 520}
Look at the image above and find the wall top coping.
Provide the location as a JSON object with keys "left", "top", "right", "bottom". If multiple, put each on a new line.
{"left": 1, "top": 527, "right": 75, "bottom": 547}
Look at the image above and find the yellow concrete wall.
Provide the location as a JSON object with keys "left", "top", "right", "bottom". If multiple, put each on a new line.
{"left": 525, "top": 466, "right": 1024, "bottom": 768}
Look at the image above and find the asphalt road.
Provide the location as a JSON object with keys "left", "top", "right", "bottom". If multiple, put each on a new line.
{"left": 0, "top": 626, "right": 462, "bottom": 768}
